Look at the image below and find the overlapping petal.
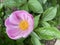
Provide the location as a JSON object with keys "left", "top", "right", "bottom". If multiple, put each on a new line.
{"left": 6, "top": 28, "right": 23, "bottom": 40}
{"left": 5, "top": 18, "right": 18, "bottom": 29}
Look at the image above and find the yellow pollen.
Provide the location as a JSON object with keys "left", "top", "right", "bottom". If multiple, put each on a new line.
{"left": 19, "top": 20, "right": 29, "bottom": 30}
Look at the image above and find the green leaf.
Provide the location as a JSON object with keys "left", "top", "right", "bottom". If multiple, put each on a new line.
{"left": 41, "top": 21, "right": 50, "bottom": 27}
{"left": 20, "top": 4, "right": 29, "bottom": 11}
{"left": 42, "top": 0, "right": 47, "bottom": 4}
{"left": 31, "top": 32, "right": 41, "bottom": 45}
{"left": 3, "top": 0, "right": 16, "bottom": 8}
{"left": 31, "top": 32, "right": 40, "bottom": 40}
{"left": 14, "top": 0, "right": 27, "bottom": 7}
{"left": 56, "top": 6, "right": 60, "bottom": 25}
{"left": 3, "top": 0, "right": 27, "bottom": 8}
{"left": 34, "top": 15, "right": 40, "bottom": 29}
{"left": 0, "top": 3, "right": 3, "bottom": 10}
{"left": 42, "top": 7, "right": 57, "bottom": 21}
{"left": 38, "top": 0, "right": 47, "bottom": 4}
{"left": 28, "top": 0, "right": 43, "bottom": 13}
{"left": 35, "top": 27, "right": 60, "bottom": 40}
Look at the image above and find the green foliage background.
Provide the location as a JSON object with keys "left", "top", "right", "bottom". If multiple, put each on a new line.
{"left": 0, "top": 0, "right": 60, "bottom": 45}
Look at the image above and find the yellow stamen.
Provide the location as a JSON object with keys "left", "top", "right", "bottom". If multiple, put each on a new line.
{"left": 19, "top": 20, "right": 29, "bottom": 30}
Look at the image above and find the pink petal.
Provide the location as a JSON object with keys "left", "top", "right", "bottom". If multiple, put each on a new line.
{"left": 9, "top": 13, "right": 20, "bottom": 24}
{"left": 6, "top": 28, "right": 23, "bottom": 40}
{"left": 5, "top": 18, "right": 18, "bottom": 29}
{"left": 26, "top": 14, "right": 34, "bottom": 28}
{"left": 13, "top": 10, "right": 30, "bottom": 20}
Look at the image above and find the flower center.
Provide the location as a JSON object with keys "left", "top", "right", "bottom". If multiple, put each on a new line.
{"left": 19, "top": 20, "right": 29, "bottom": 30}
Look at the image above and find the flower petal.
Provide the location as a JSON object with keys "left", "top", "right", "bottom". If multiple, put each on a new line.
{"left": 5, "top": 18, "right": 18, "bottom": 29}
{"left": 9, "top": 13, "right": 20, "bottom": 24}
{"left": 6, "top": 28, "right": 23, "bottom": 40}
{"left": 25, "top": 14, "right": 34, "bottom": 28}
{"left": 13, "top": 10, "right": 30, "bottom": 20}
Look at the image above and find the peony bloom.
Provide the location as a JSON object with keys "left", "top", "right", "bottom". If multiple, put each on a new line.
{"left": 5, "top": 10, "right": 34, "bottom": 40}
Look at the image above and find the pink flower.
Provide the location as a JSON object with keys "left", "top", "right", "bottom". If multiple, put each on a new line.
{"left": 5, "top": 10, "right": 34, "bottom": 40}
